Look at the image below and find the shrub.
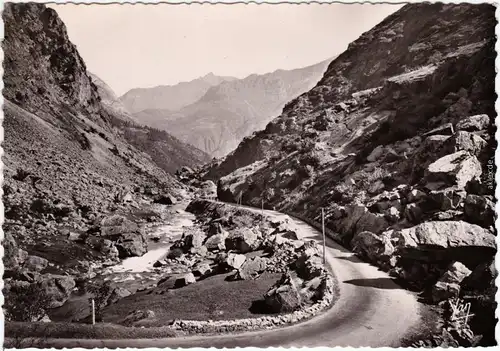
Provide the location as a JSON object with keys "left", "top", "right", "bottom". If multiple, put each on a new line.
{"left": 4, "top": 283, "right": 52, "bottom": 322}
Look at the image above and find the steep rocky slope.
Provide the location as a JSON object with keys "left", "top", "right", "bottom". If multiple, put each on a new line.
{"left": 119, "top": 72, "right": 237, "bottom": 113}
{"left": 88, "top": 72, "right": 136, "bottom": 122}
{"left": 120, "top": 126, "right": 210, "bottom": 174}
{"left": 133, "top": 60, "right": 331, "bottom": 157}
{"left": 208, "top": 3, "right": 496, "bottom": 344}
{"left": 2, "top": 2, "right": 201, "bottom": 319}
{"left": 89, "top": 73, "right": 210, "bottom": 173}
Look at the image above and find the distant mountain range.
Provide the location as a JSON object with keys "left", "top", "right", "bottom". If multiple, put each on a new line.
{"left": 122, "top": 60, "right": 332, "bottom": 157}
{"left": 120, "top": 73, "right": 237, "bottom": 113}
{"left": 89, "top": 72, "right": 210, "bottom": 173}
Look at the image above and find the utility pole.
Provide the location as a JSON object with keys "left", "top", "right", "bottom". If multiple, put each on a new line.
{"left": 321, "top": 208, "right": 326, "bottom": 266}
{"left": 91, "top": 298, "right": 96, "bottom": 325}
{"left": 261, "top": 198, "right": 264, "bottom": 223}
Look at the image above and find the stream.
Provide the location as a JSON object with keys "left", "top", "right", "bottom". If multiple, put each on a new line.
{"left": 99, "top": 203, "right": 196, "bottom": 290}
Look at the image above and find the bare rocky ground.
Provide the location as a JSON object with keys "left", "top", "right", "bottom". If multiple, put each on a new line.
{"left": 1, "top": 2, "right": 206, "bottom": 327}
{"left": 2, "top": 2, "right": 497, "bottom": 347}
{"left": 204, "top": 3, "right": 497, "bottom": 347}
{"left": 91, "top": 199, "right": 333, "bottom": 328}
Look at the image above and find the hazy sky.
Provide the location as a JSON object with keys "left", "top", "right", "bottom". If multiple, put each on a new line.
{"left": 49, "top": 3, "right": 402, "bottom": 96}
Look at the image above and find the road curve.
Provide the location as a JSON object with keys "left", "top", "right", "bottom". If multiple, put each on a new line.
{"left": 23, "top": 205, "right": 423, "bottom": 348}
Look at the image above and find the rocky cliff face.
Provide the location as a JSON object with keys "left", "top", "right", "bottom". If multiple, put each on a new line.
{"left": 132, "top": 60, "right": 331, "bottom": 157}
{"left": 88, "top": 72, "right": 136, "bottom": 122}
{"left": 210, "top": 3, "right": 496, "bottom": 343}
{"left": 2, "top": 2, "right": 191, "bottom": 284}
{"left": 119, "top": 72, "right": 237, "bottom": 113}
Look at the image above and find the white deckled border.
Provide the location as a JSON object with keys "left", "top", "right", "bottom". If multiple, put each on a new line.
{"left": 0, "top": 1, "right": 498, "bottom": 351}
{"left": 2, "top": 0, "right": 500, "bottom": 4}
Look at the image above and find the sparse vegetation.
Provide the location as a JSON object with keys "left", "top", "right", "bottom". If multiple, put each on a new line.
{"left": 4, "top": 283, "right": 52, "bottom": 322}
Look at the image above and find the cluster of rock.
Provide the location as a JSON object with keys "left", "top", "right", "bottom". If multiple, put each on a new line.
{"left": 1, "top": 2, "right": 204, "bottom": 323}
{"left": 342, "top": 115, "right": 496, "bottom": 301}
{"left": 3, "top": 204, "right": 177, "bottom": 322}
{"left": 176, "top": 166, "right": 218, "bottom": 199}
{"left": 205, "top": 3, "right": 495, "bottom": 342}
{"left": 158, "top": 200, "right": 334, "bottom": 315}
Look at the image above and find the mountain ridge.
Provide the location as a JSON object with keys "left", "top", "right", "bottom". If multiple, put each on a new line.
{"left": 119, "top": 73, "right": 237, "bottom": 113}
{"left": 205, "top": 3, "right": 496, "bottom": 343}
{"left": 132, "top": 58, "right": 332, "bottom": 157}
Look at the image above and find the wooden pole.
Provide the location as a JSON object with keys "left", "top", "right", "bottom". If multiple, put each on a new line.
{"left": 91, "top": 298, "right": 95, "bottom": 325}
{"left": 322, "top": 208, "right": 326, "bottom": 266}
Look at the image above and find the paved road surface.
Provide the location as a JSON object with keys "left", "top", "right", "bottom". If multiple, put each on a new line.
{"left": 15, "top": 205, "right": 423, "bottom": 348}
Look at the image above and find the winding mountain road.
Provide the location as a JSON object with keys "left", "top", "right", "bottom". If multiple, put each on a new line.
{"left": 23, "top": 205, "right": 423, "bottom": 348}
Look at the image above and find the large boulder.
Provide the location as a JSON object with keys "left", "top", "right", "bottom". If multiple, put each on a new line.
{"left": 183, "top": 229, "right": 206, "bottom": 252}
{"left": 456, "top": 114, "right": 490, "bottom": 132}
{"left": 225, "top": 227, "right": 262, "bottom": 253}
{"left": 204, "top": 231, "right": 228, "bottom": 251}
{"left": 107, "top": 287, "right": 132, "bottom": 305}
{"left": 388, "top": 221, "right": 495, "bottom": 266}
{"left": 174, "top": 273, "right": 196, "bottom": 288}
{"left": 442, "top": 131, "right": 487, "bottom": 156}
{"left": 300, "top": 276, "right": 327, "bottom": 303}
{"left": 237, "top": 256, "right": 268, "bottom": 280}
{"left": 336, "top": 204, "right": 389, "bottom": 241}
{"left": 390, "top": 221, "right": 496, "bottom": 250}
{"left": 115, "top": 232, "right": 147, "bottom": 258}
{"left": 264, "top": 272, "right": 302, "bottom": 313}
{"left": 464, "top": 194, "right": 495, "bottom": 228}
{"left": 23, "top": 255, "right": 48, "bottom": 272}
{"left": 432, "top": 262, "right": 472, "bottom": 302}
{"left": 39, "top": 274, "right": 76, "bottom": 308}
{"left": 154, "top": 194, "right": 177, "bottom": 205}
{"left": 295, "top": 255, "right": 324, "bottom": 280}
{"left": 100, "top": 215, "right": 147, "bottom": 258}
{"left": 225, "top": 253, "right": 246, "bottom": 270}
{"left": 351, "top": 231, "right": 395, "bottom": 264}
{"left": 424, "top": 151, "right": 482, "bottom": 188}
{"left": 85, "top": 236, "right": 120, "bottom": 261}
{"left": 100, "top": 215, "right": 140, "bottom": 237}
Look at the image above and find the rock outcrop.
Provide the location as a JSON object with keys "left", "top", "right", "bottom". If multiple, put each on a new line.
{"left": 1, "top": 2, "right": 203, "bottom": 322}
{"left": 203, "top": 3, "right": 495, "bottom": 341}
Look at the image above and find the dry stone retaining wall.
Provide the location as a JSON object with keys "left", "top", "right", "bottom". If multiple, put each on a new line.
{"left": 170, "top": 273, "right": 336, "bottom": 334}
{"left": 164, "top": 200, "right": 337, "bottom": 335}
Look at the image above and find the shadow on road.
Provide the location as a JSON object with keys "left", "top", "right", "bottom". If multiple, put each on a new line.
{"left": 343, "top": 278, "right": 403, "bottom": 290}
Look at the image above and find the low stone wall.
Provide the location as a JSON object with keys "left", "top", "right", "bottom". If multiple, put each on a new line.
{"left": 164, "top": 200, "right": 338, "bottom": 335}
{"left": 170, "top": 273, "right": 336, "bottom": 335}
